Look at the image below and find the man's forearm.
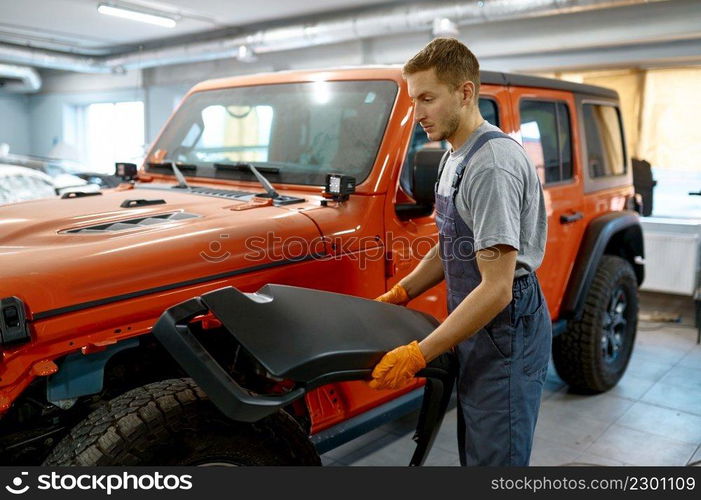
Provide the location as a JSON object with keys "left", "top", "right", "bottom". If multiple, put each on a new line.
{"left": 417, "top": 245, "right": 518, "bottom": 362}
{"left": 418, "top": 280, "right": 512, "bottom": 362}
{"left": 398, "top": 243, "right": 444, "bottom": 299}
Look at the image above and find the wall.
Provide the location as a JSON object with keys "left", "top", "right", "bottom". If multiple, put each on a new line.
{"left": 0, "top": 94, "right": 30, "bottom": 155}
{"left": 144, "top": 84, "right": 191, "bottom": 142}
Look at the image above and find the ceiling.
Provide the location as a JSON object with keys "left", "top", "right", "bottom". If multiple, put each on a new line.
{"left": 1, "top": 0, "right": 699, "bottom": 80}
{"left": 0, "top": 0, "right": 406, "bottom": 52}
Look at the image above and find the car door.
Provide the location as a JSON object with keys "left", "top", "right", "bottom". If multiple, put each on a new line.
{"left": 508, "top": 87, "right": 586, "bottom": 317}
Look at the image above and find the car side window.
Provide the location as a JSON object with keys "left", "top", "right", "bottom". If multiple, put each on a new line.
{"left": 557, "top": 103, "right": 573, "bottom": 181}
{"left": 479, "top": 98, "right": 499, "bottom": 127}
{"left": 399, "top": 97, "right": 499, "bottom": 197}
{"left": 519, "top": 100, "right": 573, "bottom": 185}
{"left": 582, "top": 104, "right": 626, "bottom": 178}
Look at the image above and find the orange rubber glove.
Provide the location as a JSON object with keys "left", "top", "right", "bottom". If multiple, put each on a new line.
{"left": 368, "top": 341, "right": 427, "bottom": 390}
{"left": 375, "top": 283, "right": 410, "bottom": 306}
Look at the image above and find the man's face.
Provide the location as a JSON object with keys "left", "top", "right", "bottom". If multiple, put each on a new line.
{"left": 406, "top": 68, "right": 467, "bottom": 143}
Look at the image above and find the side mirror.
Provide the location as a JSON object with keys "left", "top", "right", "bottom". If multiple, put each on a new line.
{"left": 412, "top": 148, "right": 446, "bottom": 206}
{"left": 396, "top": 148, "right": 446, "bottom": 220}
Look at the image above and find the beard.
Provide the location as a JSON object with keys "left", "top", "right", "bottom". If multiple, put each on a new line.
{"left": 435, "top": 110, "right": 461, "bottom": 142}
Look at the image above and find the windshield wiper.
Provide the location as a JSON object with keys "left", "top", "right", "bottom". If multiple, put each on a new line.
{"left": 146, "top": 160, "right": 195, "bottom": 190}
{"left": 215, "top": 162, "right": 280, "bottom": 199}
{"left": 170, "top": 162, "right": 191, "bottom": 190}
{"left": 214, "top": 162, "right": 280, "bottom": 174}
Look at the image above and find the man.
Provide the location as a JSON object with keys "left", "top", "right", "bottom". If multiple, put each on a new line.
{"left": 369, "top": 38, "right": 551, "bottom": 466}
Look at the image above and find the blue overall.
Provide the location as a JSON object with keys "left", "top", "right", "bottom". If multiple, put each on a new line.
{"left": 434, "top": 131, "right": 552, "bottom": 466}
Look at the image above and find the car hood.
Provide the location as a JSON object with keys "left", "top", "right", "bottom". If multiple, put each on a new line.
{"left": 0, "top": 186, "right": 325, "bottom": 317}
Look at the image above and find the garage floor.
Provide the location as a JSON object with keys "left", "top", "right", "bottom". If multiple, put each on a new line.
{"left": 321, "top": 292, "right": 701, "bottom": 466}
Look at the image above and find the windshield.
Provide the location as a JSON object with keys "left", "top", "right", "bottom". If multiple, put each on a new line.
{"left": 147, "top": 80, "right": 398, "bottom": 186}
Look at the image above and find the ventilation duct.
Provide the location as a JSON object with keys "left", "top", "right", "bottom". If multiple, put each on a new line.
{"left": 0, "top": 64, "right": 41, "bottom": 93}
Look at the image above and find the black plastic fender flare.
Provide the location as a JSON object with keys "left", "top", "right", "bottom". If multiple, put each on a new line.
{"left": 560, "top": 211, "right": 644, "bottom": 321}
{"left": 152, "top": 284, "right": 456, "bottom": 466}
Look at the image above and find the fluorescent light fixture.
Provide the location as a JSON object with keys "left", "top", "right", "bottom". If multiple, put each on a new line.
{"left": 432, "top": 17, "right": 458, "bottom": 38}
{"left": 97, "top": 3, "right": 177, "bottom": 28}
{"left": 237, "top": 45, "right": 258, "bottom": 63}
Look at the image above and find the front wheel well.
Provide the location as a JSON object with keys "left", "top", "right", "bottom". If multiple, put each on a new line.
{"left": 43, "top": 378, "right": 320, "bottom": 466}
{"left": 561, "top": 212, "right": 644, "bottom": 320}
{"left": 2, "top": 327, "right": 316, "bottom": 465}
{"left": 0, "top": 336, "right": 185, "bottom": 465}
{"left": 100, "top": 335, "right": 186, "bottom": 399}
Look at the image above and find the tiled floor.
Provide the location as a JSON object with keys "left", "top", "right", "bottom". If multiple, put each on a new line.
{"left": 321, "top": 292, "right": 701, "bottom": 466}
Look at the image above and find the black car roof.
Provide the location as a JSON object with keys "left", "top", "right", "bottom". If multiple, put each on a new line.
{"left": 480, "top": 70, "right": 618, "bottom": 100}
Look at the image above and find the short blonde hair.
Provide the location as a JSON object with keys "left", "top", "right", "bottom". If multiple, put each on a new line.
{"left": 402, "top": 37, "right": 480, "bottom": 101}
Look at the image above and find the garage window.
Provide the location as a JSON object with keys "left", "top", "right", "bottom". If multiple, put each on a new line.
{"left": 519, "top": 100, "right": 573, "bottom": 185}
{"left": 83, "top": 101, "right": 145, "bottom": 174}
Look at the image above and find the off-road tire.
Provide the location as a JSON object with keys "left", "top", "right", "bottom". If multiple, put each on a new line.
{"left": 553, "top": 255, "right": 638, "bottom": 393}
{"left": 43, "top": 378, "right": 320, "bottom": 466}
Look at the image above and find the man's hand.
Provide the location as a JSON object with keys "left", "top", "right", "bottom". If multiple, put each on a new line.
{"left": 375, "top": 243, "right": 445, "bottom": 307}
{"left": 375, "top": 283, "right": 410, "bottom": 305}
{"left": 368, "top": 341, "right": 427, "bottom": 390}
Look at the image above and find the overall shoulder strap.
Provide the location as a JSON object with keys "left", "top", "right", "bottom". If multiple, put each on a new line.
{"left": 434, "top": 148, "right": 451, "bottom": 188}
{"left": 451, "top": 130, "right": 520, "bottom": 192}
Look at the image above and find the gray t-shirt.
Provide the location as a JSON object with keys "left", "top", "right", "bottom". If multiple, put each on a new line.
{"left": 436, "top": 121, "right": 547, "bottom": 278}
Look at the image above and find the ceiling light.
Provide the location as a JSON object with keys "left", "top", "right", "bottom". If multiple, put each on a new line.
{"left": 97, "top": 3, "right": 177, "bottom": 28}
{"left": 432, "top": 18, "right": 458, "bottom": 38}
{"left": 312, "top": 81, "right": 331, "bottom": 105}
{"left": 237, "top": 45, "right": 258, "bottom": 63}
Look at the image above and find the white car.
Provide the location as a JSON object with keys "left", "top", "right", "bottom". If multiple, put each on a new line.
{"left": 0, "top": 166, "right": 58, "bottom": 205}
{"left": 0, "top": 151, "right": 104, "bottom": 194}
{"left": 50, "top": 171, "right": 101, "bottom": 194}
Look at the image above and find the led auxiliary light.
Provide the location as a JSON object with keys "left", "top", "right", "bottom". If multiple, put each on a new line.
{"left": 97, "top": 3, "right": 177, "bottom": 28}
{"left": 323, "top": 174, "right": 356, "bottom": 203}
{"left": 115, "top": 162, "right": 138, "bottom": 181}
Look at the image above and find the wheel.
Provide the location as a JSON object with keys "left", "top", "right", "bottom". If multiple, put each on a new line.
{"left": 553, "top": 255, "right": 638, "bottom": 393}
{"left": 43, "top": 378, "right": 320, "bottom": 466}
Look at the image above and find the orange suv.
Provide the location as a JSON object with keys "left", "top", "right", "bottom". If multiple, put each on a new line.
{"left": 0, "top": 67, "right": 643, "bottom": 465}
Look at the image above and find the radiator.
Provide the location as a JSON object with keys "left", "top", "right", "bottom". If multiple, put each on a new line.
{"left": 640, "top": 220, "right": 701, "bottom": 295}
